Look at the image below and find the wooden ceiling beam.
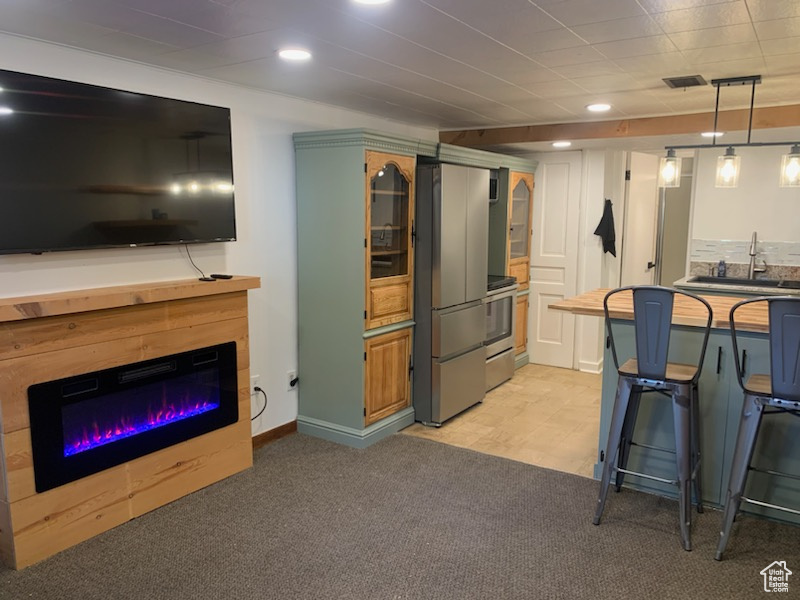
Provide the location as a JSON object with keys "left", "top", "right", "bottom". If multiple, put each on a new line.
{"left": 439, "top": 104, "right": 800, "bottom": 148}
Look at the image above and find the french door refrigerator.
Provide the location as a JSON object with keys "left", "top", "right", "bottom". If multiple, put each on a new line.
{"left": 413, "top": 163, "right": 489, "bottom": 426}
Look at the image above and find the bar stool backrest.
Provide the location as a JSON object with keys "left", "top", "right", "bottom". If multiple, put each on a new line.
{"left": 731, "top": 296, "right": 800, "bottom": 401}
{"left": 604, "top": 285, "right": 713, "bottom": 382}
{"left": 770, "top": 299, "right": 800, "bottom": 401}
{"left": 632, "top": 287, "right": 674, "bottom": 380}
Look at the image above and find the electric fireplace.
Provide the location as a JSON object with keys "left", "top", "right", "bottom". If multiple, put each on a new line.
{"left": 28, "top": 342, "right": 239, "bottom": 493}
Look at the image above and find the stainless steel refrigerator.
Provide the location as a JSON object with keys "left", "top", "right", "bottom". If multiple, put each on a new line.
{"left": 413, "top": 163, "right": 489, "bottom": 426}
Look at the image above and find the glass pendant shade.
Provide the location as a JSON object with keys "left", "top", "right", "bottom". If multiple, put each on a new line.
{"left": 658, "top": 150, "right": 681, "bottom": 188}
{"left": 715, "top": 147, "right": 740, "bottom": 188}
{"left": 780, "top": 144, "right": 800, "bottom": 187}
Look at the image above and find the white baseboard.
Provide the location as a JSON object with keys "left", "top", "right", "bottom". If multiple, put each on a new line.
{"left": 577, "top": 357, "right": 603, "bottom": 374}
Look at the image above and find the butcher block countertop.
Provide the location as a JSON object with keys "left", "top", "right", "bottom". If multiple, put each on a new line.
{"left": 550, "top": 288, "right": 771, "bottom": 334}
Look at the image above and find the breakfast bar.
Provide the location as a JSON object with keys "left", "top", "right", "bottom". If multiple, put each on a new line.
{"left": 551, "top": 289, "right": 800, "bottom": 525}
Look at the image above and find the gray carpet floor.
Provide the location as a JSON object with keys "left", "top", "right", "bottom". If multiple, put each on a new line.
{"left": 1, "top": 433, "right": 798, "bottom": 599}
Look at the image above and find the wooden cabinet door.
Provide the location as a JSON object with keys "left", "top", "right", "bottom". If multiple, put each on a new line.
{"left": 364, "top": 328, "right": 412, "bottom": 426}
{"left": 507, "top": 172, "right": 534, "bottom": 290}
{"left": 515, "top": 294, "right": 528, "bottom": 355}
{"left": 365, "top": 151, "right": 416, "bottom": 329}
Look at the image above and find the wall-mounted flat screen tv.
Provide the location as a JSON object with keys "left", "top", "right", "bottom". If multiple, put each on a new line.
{"left": 0, "top": 69, "right": 236, "bottom": 255}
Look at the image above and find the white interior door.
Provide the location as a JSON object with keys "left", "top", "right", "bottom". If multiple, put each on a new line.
{"left": 620, "top": 152, "right": 659, "bottom": 286}
{"left": 528, "top": 151, "right": 581, "bottom": 368}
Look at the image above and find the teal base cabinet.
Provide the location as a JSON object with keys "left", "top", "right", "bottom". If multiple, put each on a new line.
{"left": 596, "top": 322, "right": 800, "bottom": 525}
{"left": 297, "top": 408, "right": 415, "bottom": 449}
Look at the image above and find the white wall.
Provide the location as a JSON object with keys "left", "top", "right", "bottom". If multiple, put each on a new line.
{"left": 692, "top": 145, "right": 800, "bottom": 242}
{"left": 0, "top": 34, "right": 437, "bottom": 436}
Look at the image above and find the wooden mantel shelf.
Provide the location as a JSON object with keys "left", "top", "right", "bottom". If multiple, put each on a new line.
{"left": 0, "top": 276, "right": 260, "bottom": 322}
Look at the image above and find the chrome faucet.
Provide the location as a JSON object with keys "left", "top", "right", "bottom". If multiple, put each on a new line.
{"left": 748, "top": 231, "right": 768, "bottom": 279}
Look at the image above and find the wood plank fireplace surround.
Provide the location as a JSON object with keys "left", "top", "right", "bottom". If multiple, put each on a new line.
{"left": 0, "top": 276, "right": 260, "bottom": 569}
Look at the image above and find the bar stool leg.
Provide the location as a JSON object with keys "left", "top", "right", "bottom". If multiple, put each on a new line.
{"left": 715, "top": 394, "right": 764, "bottom": 561}
{"left": 594, "top": 376, "right": 632, "bottom": 526}
{"left": 672, "top": 384, "right": 693, "bottom": 551}
{"left": 690, "top": 382, "right": 703, "bottom": 513}
{"left": 615, "top": 385, "right": 642, "bottom": 492}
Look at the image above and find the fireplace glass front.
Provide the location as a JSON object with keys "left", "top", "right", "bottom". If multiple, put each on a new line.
{"left": 28, "top": 342, "right": 239, "bottom": 493}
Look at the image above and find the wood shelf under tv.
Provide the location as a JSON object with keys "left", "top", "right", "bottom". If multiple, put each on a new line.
{"left": 0, "top": 276, "right": 260, "bottom": 569}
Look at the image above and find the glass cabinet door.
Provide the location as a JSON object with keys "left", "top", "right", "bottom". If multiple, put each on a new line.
{"left": 506, "top": 171, "right": 534, "bottom": 292}
{"left": 365, "top": 151, "right": 416, "bottom": 330}
{"left": 369, "top": 162, "right": 410, "bottom": 279}
{"left": 509, "top": 177, "right": 531, "bottom": 260}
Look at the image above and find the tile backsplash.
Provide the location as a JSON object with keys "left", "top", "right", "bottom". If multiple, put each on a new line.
{"left": 690, "top": 238, "right": 800, "bottom": 280}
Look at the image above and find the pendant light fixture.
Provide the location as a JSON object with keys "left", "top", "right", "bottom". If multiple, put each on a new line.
{"left": 658, "top": 148, "right": 681, "bottom": 187}
{"left": 780, "top": 144, "right": 800, "bottom": 187}
{"left": 659, "top": 75, "right": 800, "bottom": 189}
{"left": 715, "top": 147, "right": 740, "bottom": 188}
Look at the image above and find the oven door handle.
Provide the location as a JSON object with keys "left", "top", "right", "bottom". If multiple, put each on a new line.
{"left": 483, "top": 288, "right": 518, "bottom": 303}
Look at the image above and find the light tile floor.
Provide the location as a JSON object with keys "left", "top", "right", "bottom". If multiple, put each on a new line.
{"left": 402, "top": 364, "right": 602, "bottom": 478}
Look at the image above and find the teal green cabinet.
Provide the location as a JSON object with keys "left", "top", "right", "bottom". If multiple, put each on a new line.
{"left": 293, "top": 130, "right": 436, "bottom": 448}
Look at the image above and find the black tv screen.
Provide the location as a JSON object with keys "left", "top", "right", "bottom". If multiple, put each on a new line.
{"left": 0, "top": 69, "right": 236, "bottom": 255}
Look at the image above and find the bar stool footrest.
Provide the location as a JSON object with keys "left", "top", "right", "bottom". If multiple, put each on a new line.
{"left": 741, "top": 497, "right": 800, "bottom": 517}
{"left": 630, "top": 440, "right": 676, "bottom": 454}
{"left": 748, "top": 466, "right": 800, "bottom": 482}
{"left": 614, "top": 467, "right": 678, "bottom": 486}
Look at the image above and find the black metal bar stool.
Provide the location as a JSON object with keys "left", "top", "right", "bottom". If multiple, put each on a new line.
{"left": 715, "top": 295, "right": 800, "bottom": 560}
{"left": 593, "top": 285, "right": 712, "bottom": 551}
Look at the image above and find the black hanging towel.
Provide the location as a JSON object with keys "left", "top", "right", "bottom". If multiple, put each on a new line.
{"left": 593, "top": 199, "right": 616, "bottom": 257}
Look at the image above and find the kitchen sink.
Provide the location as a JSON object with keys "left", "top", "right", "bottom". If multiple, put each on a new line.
{"left": 689, "top": 276, "right": 780, "bottom": 287}
{"left": 688, "top": 276, "right": 800, "bottom": 289}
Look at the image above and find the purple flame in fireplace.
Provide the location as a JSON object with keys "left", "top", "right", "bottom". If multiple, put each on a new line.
{"left": 62, "top": 370, "right": 221, "bottom": 457}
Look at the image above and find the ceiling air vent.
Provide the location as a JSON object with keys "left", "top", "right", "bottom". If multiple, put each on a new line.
{"left": 662, "top": 75, "right": 707, "bottom": 89}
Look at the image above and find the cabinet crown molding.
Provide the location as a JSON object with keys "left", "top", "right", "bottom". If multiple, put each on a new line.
{"left": 293, "top": 128, "right": 438, "bottom": 157}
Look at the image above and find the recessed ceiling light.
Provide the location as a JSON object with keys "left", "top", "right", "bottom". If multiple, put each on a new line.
{"left": 552, "top": 141, "right": 571, "bottom": 148}
{"left": 353, "top": 0, "right": 391, "bottom": 4}
{"left": 278, "top": 48, "right": 312, "bottom": 61}
{"left": 701, "top": 131, "right": 724, "bottom": 138}
{"left": 586, "top": 103, "right": 611, "bottom": 113}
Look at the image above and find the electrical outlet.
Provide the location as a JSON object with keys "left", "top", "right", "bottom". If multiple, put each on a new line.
{"left": 250, "top": 374, "right": 261, "bottom": 396}
{"left": 287, "top": 370, "right": 297, "bottom": 392}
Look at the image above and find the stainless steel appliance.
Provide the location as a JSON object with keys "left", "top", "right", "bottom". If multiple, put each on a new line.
{"left": 484, "top": 276, "right": 517, "bottom": 391}
{"left": 413, "top": 163, "right": 489, "bottom": 426}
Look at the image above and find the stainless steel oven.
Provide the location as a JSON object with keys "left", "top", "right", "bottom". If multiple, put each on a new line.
{"left": 483, "top": 277, "right": 517, "bottom": 391}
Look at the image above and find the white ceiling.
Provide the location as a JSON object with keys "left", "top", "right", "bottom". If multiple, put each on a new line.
{"left": 1, "top": 0, "right": 799, "bottom": 149}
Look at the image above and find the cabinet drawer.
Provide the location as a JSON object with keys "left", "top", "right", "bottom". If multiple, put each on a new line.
{"left": 368, "top": 280, "right": 411, "bottom": 328}
{"left": 509, "top": 261, "right": 529, "bottom": 289}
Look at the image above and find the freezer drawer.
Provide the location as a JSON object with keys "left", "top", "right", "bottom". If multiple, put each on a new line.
{"left": 431, "top": 346, "right": 485, "bottom": 424}
{"left": 486, "top": 348, "right": 515, "bottom": 392}
{"left": 432, "top": 301, "right": 484, "bottom": 359}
